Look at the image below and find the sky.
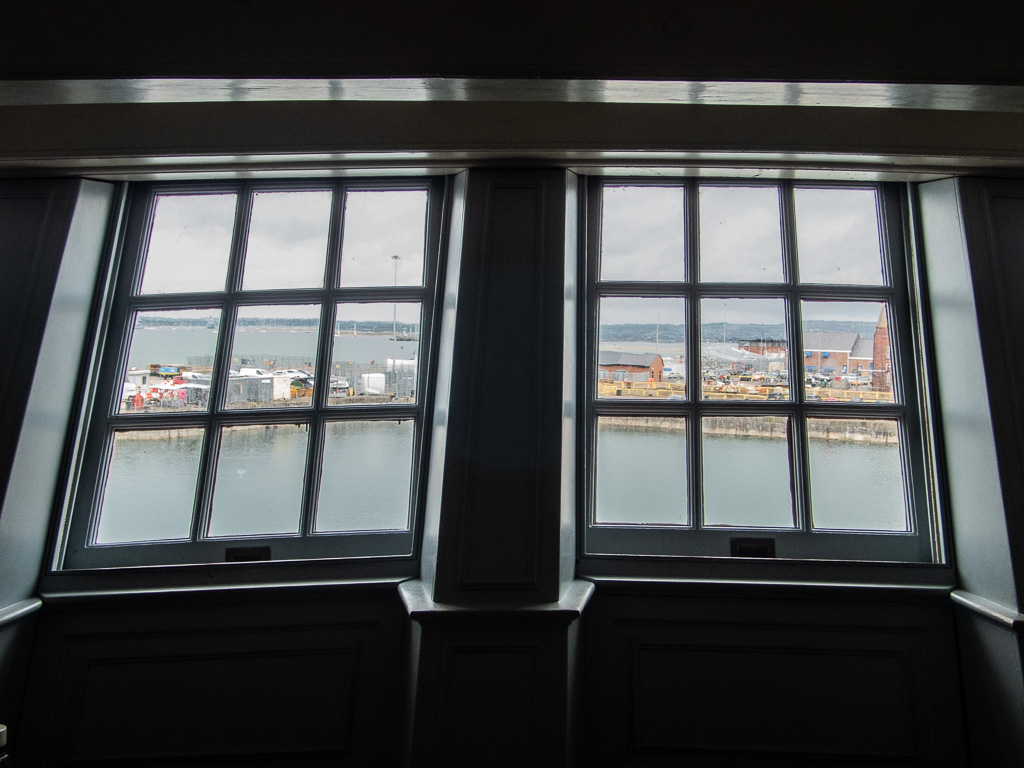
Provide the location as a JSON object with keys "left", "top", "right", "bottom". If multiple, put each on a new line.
{"left": 140, "top": 188, "right": 428, "bottom": 294}
{"left": 599, "top": 183, "right": 885, "bottom": 286}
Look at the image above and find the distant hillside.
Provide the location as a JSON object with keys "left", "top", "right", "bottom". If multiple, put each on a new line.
{"left": 601, "top": 320, "right": 877, "bottom": 343}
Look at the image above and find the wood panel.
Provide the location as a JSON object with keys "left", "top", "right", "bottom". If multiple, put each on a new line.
{"left": 433, "top": 169, "right": 571, "bottom": 603}
{"left": 583, "top": 587, "right": 966, "bottom": 767}
{"left": 19, "top": 591, "right": 409, "bottom": 767}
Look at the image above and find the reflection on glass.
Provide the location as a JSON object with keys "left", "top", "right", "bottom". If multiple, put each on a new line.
{"left": 801, "top": 301, "right": 894, "bottom": 404}
{"left": 242, "top": 190, "right": 332, "bottom": 290}
{"left": 597, "top": 297, "right": 686, "bottom": 399}
{"left": 808, "top": 418, "right": 908, "bottom": 531}
{"left": 140, "top": 194, "right": 237, "bottom": 294}
{"left": 96, "top": 429, "right": 202, "bottom": 543}
{"left": 600, "top": 186, "right": 685, "bottom": 282}
{"left": 119, "top": 309, "right": 220, "bottom": 414}
{"left": 316, "top": 420, "right": 413, "bottom": 532}
{"left": 339, "top": 190, "right": 427, "bottom": 287}
{"left": 699, "top": 186, "right": 783, "bottom": 282}
{"left": 208, "top": 424, "right": 308, "bottom": 537}
{"left": 700, "top": 298, "right": 789, "bottom": 401}
{"left": 795, "top": 188, "right": 884, "bottom": 285}
{"left": 330, "top": 303, "right": 421, "bottom": 405}
{"left": 595, "top": 416, "right": 687, "bottom": 525}
{"left": 226, "top": 305, "right": 321, "bottom": 410}
{"left": 702, "top": 416, "right": 793, "bottom": 528}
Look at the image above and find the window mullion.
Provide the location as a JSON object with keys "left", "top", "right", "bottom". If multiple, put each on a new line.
{"left": 686, "top": 178, "right": 702, "bottom": 532}
{"left": 189, "top": 183, "right": 252, "bottom": 543}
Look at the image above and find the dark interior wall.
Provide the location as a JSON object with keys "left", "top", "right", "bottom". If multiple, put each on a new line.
{"left": 2, "top": 1, "right": 1023, "bottom": 83}
{"left": 2, "top": 7, "right": 1024, "bottom": 768}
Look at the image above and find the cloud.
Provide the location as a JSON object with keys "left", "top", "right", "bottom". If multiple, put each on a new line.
{"left": 142, "top": 193, "right": 237, "bottom": 293}
{"left": 242, "top": 190, "right": 333, "bottom": 289}
{"left": 699, "top": 186, "right": 783, "bottom": 282}
{"left": 794, "top": 188, "right": 883, "bottom": 285}
{"left": 340, "top": 190, "right": 427, "bottom": 287}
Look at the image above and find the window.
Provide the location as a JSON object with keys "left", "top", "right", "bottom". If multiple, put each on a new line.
{"left": 583, "top": 179, "right": 937, "bottom": 563}
{"left": 58, "top": 178, "right": 446, "bottom": 569}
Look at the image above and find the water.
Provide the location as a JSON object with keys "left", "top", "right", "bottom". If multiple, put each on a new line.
{"left": 98, "top": 421, "right": 907, "bottom": 546}
{"left": 98, "top": 421, "right": 415, "bottom": 543}
{"left": 125, "top": 327, "right": 420, "bottom": 372}
{"left": 596, "top": 424, "right": 907, "bottom": 532}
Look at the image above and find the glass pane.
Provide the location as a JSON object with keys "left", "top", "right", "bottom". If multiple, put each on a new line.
{"left": 207, "top": 424, "right": 309, "bottom": 537}
{"left": 339, "top": 190, "right": 427, "bottom": 287}
{"left": 802, "top": 301, "right": 895, "bottom": 403}
{"left": 316, "top": 420, "right": 414, "bottom": 532}
{"left": 597, "top": 297, "right": 686, "bottom": 399}
{"left": 119, "top": 309, "right": 219, "bottom": 414}
{"left": 808, "top": 418, "right": 908, "bottom": 531}
{"left": 699, "top": 186, "right": 783, "bottom": 282}
{"left": 241, "top": 190, "right": 332, "bottom": 290}
{"left": 701, "top": 298, "right": 789, "bottom": 401}
{"left": 595, "top": 416, "right": 687, "bottom": 525}
{"left": 330, "top": 303, "right": 421, "bottom": 405}
{"left": 702, "top": 416, "right": 794, "bottom": 528}
{"left": 600, "top": 186, "right": 685, "bottom": 282}
{"left": 140, "top": 193, "right": 237, "bottom": 294}
{"left": 226, "top": 305, "right": 321, "bottom": 410}
{"left": 794, "top": 187, "right": 884, "bottom": 285}
{"left": 96, "top": 429, "right": 202, "bottom": 543}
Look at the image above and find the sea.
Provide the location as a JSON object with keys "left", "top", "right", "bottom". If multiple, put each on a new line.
{"left": 99, "top": 329, "right": 906, "bottom": 544}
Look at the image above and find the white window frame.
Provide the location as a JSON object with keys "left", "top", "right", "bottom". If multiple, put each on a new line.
{"left": 580, "top": 177, "right": 941, "bottom": 564}
{"left": 56, "top": 177, "right": 448, "bottom": 570}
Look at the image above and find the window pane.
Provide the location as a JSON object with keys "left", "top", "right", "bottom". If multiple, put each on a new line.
{"left": 96, "top": 429, "right": 202, "bottom": 543}
{"left": 207, "top": 424, "right": 309, "bottom": 537}
{"left": 140, "top": 193, "right": 237, "bottom": 294}
{"left": 795, "top": 188, "right": 884, "bottom": 285}
{"left": 702, "top": 416, "right": 794, "bottom": 528}
{"left": 315, "top": 420, "right": 413, "bottom": 532}
{"left": 330, "top": 303, "right": 421, "bottom": 405}
{"left": 598, "top": 297, "right": 686, "bottom": 399}
{"left": 802, "top": 301, "right": 895, "bottom": 403}
{"left": 808, "top": 418, "right": 908, "bottom": 531}
{"left": 701, "top": 298, "right": 789, "bottom": 401}
{"left": 339, "top": 190, "right": 427, "bottom": 287}
{"left": 226, "top": 305, "right": 321, "bottom": 410}
{"left": 119, "top": 309, "right": 219, "bottom": 414}
{"left": 241, "top": 190, "right": 332, "bottom": 290}
{"left": 699, "top": 186, "right": 783, "bottom": 282}
{"left": 595, "top": 416, "right": 688, "bottom": 525}
{"left": 600, "top": 186, "right": 685, "bottom": 282}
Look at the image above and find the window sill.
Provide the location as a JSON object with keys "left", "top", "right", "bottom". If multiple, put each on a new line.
{"left": 577, "top": 554, "right": 957, "bottom": 592}
{"left": 37, "top": 556, "right": 418, "bottom": 604}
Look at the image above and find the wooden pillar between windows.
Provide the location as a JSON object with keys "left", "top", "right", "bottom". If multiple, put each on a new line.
{"left": 404, "top": 168, "right": 590, "bottom": 765}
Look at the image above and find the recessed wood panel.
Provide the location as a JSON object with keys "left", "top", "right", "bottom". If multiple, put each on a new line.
{"left": 71, "top": 649, "right": 355, "bottom": 761}
{"left": 439, "top": 647, "right": 540, "bottom": 765}
{"left": 633, "top": 644, "right": 911, "bottom": 758}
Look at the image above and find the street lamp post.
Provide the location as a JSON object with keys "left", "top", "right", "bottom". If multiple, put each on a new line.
{"left": 391, "top": 254, "right": 400, "bottom": 395}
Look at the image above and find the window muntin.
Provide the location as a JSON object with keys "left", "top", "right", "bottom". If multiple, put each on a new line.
{"left": 585, "top": 179, "right": 934, "bottom": 563}
{"left": 61, "top": 179, "right": 444, "bottom": 570}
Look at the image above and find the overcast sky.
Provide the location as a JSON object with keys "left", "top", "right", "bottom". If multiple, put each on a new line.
{"left": 599, "top": 184, "right": 884, "bottom": 286}
{"left": 339, "top": 190, "right": 427, "bottom": 287}
{"left": 242, "top": 190, "right": 332, "bottom": 290}
{"left": 142, "top": 193, "right": 237, "bottom": 294}
{"left": 141, "top": 188, "right": 428, "bottom": 294}
{"left": 794, "top": 188, "right": 883, "bottom": 285}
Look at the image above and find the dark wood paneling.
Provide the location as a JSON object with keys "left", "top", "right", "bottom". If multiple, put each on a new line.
{"left": 1, "top": 2, "right": 1022, "bottom": 84}
{"left": 954, "top": 606, "right": 1024, "bottom": 765}
{"left": 434, "top": 169, "right": 570, "bottom": 602}
{"left": 583, "top": 588, "right": 966, "bottom": 767}
{"left": 19, "top": 591, "right": 409, "bottom": 767}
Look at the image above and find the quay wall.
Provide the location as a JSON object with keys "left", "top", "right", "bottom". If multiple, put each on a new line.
{"left": 601, "top": 415, "right": 899, "bottom": 444}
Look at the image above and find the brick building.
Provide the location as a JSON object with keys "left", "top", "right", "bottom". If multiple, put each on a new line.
{"left": 597, "top": 352, "right": 665, "bottom": 383}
